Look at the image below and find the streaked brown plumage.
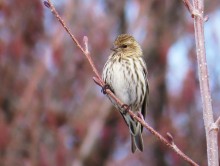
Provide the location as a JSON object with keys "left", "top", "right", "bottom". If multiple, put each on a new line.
{"left": 102, "top": 34, "right": 149, "bottom": 153}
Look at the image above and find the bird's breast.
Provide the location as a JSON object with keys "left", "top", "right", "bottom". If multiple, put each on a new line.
{"left": 109, "top": 59, "right": 137, "bottom": 105}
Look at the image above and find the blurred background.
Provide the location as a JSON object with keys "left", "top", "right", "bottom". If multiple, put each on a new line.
{"left": 0, "top": 0, "right": 220, "bottom": 165}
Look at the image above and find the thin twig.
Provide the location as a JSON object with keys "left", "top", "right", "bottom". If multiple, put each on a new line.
{"left": 209, "top": 116, "right": 220, "bottom": 132}
{"left": 45, "top": 0, "right": 102, "bottom": 82}
{"left": 215, "top": 117, "right": 220, "bottom": 128}
{"left": 183, "top": 0, "right": 219, "bottom": 166}
{"left": 182, "top": 0, "right": 209, "bottom": 21}
{"left": 182, "top": 0, "right": 195, "bottom": 17}
{"left": 182, "top": 0, "right": 202, "bottom": 18}
{"left": 44, "top": 1, "right": 199, "bottom": 165}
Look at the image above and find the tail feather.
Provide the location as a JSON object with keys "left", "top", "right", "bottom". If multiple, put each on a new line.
{"left": 120, "top": 112, "right": 144, "bottom": 152}
{"left": 131, "top": 124, "right": 144, "bottom": 153}
{"left": 123, "top": 113, "right": 139, "bottom": 136}
{"left": 134, "top": 132, "right": 143, "bottom": 152}
{"left": 131, "top": 135, "right": 137, "bottom": 153}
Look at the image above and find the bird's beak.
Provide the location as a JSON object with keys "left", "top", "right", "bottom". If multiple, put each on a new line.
{"left": 110, "top": 46, "right": 119, "bottom": 52}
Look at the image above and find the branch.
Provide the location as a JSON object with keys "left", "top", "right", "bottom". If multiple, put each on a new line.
{"left": 183, "top": 0, "right": 219, "bottom": 166}
{"left": 214, "top": 117, "right": 220, "bottom": 129}
{"left": 209, "top": 116, "right": 220, "bottom": 132}
{"left": 182, "top": 0, "right": 197, "bottom": 18}
{"left": 44, "top": 1, "right": 199, "bottom": 165}
{"left": 182, "top": 0, "right": 209, "bottom": 21}
{"left": 43, "top": 0, "right": 102, "bottom": 82}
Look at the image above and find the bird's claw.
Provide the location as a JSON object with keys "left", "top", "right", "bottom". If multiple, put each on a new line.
{"left": 121, "top": 104, "right": 131, "bottom": 115}
{"left": 101, "top": 84, "right": 112, "bottom": 94}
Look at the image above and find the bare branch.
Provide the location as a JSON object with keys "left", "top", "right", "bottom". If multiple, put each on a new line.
{"left": 83, "top": 36, "right": 89, "bottom": 54}
{"left": 44, "top": 1, "right": 199, "bottom": 165}
{"left": 182, "top": 0, "right": 209, "bottom": 21}
{"left": 215, "top": 117, "right": 220, "bottom": 128}
{"left": 93, "top": 76, "right": 102, "bottom": 87}
{"left": 45, "top": 0, "right": 102, "bottom": 82}
{"left": 204, "top": 15, "right": 209, "bottom": 22}
{"left": 183, "top": 0, "right": 219, "bottom": 165}
{"left": 209, "top": 117, "right": 220, "bottom": 132}
{"left": 166, "top": 132, "right": 174, "bottom": 144}
{"left": 182, "top": 0, "right": 195, "bottom": 17}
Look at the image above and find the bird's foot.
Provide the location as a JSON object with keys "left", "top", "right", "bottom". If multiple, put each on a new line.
{"left": 121, "top": 104, "right": 131, "bottom": 115}
{"left": 101, "top": 84, "right": 112, "bottom": 94}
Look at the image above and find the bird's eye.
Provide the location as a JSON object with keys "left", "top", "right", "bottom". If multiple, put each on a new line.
{"left": 121, "top": 44, "right": 127, "bottom": 48}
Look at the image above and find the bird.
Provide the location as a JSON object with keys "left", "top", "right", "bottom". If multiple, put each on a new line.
{"left": 102, "top": 34, "right": 149, "bottom": 153}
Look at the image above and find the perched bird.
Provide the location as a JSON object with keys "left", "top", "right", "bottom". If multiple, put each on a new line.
{"left": 102, "top": 34, "right": 149, "bottom": 153}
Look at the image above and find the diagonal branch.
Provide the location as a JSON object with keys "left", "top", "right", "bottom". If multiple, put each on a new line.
{"left": 44, "top": 1, "right": 199, "bottom": 165}
{"left": 44, "top": 0, "right": 102, "bottom": 82}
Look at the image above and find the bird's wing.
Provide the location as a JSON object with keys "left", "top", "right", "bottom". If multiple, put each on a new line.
{"left": 141, "top": 61, "right": 149, "bottom": 132}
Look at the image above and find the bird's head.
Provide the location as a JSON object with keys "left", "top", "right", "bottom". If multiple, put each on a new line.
{"left": 111, "top": 34, "right": 142, "bottom": 57}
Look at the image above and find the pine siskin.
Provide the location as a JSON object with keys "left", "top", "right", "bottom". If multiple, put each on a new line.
{"left": 102, "top": 34, "right": 149, "bottom": 153}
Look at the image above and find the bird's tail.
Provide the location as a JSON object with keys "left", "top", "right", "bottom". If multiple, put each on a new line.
{"left": 131, "top": 124, "right": 144, "bottom": 153}
{"left": 120, "top": 112, "right": 144, "bottom": 152}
